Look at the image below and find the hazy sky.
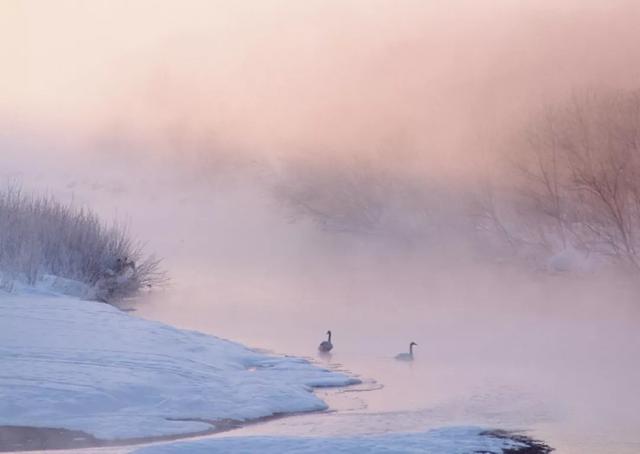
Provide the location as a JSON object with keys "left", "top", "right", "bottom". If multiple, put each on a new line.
{"left": 2, "top": 0, "right": 639, "bottom": 176}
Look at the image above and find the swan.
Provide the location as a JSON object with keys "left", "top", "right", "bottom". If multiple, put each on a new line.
{"left": 395, "top": 342, "right": 417, "bottom": 361}
{"left": 318, "top": 330, "right": 333, "bottom": 352}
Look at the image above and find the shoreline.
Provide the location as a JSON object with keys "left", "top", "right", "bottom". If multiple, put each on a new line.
{"left": 0, "top": 410, "right": 315, "bottom": 452}
{"left": 0, "top": 424, "right": 553, "bottom": 453}
{"left": 0, "top": 295, "right": 553, "bottom": 453}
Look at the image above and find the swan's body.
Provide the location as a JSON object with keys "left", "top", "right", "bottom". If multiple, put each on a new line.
{"left": 395, "top": 342, "right": 417, "bottom": 361}
{"left": 318, "top": 330, "right": 333, "bottom": 352}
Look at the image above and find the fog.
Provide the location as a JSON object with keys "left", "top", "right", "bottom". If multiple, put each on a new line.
{"left": 2, "top": 1, "right": 640, "bottom": 452}
{"left": 4, "top": 0, "right": 640, "bottom": 288}
{"left": 4, "top": 0, "right": 640, "bottom": 163}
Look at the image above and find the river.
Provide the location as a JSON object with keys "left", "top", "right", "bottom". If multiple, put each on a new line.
{"left": 129, "top": 259, "right": 640, "bottom": 454}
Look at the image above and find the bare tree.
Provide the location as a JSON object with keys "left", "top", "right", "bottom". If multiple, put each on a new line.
{"left": 273, "top": 155, "right": 388, "bottom": 235}
{"left": 562, "top": 91, "right": 640, "bottom": 267}
{"left": 488, "top": 89, "right": 640, "bottom": 270}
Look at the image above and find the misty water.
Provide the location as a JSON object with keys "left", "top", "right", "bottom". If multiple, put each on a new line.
{"left": 135, "top": 252, "right": 640, "bottom": 454}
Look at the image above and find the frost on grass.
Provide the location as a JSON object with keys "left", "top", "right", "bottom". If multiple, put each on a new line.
{"left": 0, "top": 294, "right": 359, "bottom": 440}
{"left": 133, "top": 427, "right": 542, "bottom": 454}
{"left": 0, "top": 186, "right": 165, "bottom": 301}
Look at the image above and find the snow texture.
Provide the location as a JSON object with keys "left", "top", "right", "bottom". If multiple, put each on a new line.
{"left": 133, "top": 427, "right": 526, "bottom": 453}
{"left": 0, "top": 292, "right": 359, "bottom": 440}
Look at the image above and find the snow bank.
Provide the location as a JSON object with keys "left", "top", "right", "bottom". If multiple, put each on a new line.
{"left": 2, "top": 273, "right": 95, "bottom": 299}
{"left": 0, "top": 293, "right": 359, "bottom": 440}
{"left": 133, "top": 427, "right": 527, "bottom": 453}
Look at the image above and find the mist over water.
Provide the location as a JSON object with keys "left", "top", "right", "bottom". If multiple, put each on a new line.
{"left": 135, "top": 250, "right": 640, "bottom": 453}
{"left": 3, "top": 1, "right": 640, "bottom": 452}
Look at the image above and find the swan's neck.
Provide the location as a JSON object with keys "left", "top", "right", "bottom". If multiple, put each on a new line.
{"left": 327, "top": 332, "right": 332, "bottom": 342}
{"left": 409, "top": 344, "right": 414, "bottom": 355}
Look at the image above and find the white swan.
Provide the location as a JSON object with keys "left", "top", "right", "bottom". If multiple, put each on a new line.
{"left": 395, "top": 342, "right": 417, "bottom": 361}
{"left": 318, "top": 330, "right": 333, "bottom": 352}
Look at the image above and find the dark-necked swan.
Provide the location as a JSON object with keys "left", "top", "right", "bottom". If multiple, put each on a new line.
{"left": 395, "top": 342, "right": 417, "bottom": 361}
{"left": 318, "top": 330, "right": 333, "bottom": 352}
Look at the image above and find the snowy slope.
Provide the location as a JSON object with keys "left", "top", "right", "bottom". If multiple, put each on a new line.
{"left": 0, "top": 292, "right": 359, "bottom": 440}
{"left": 133, "top": 427, "right": 527, "bottom": 453}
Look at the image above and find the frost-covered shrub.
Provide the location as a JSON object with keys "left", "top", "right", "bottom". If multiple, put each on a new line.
{"left": 0, "top": 186, "right": 166, "bottom": 301}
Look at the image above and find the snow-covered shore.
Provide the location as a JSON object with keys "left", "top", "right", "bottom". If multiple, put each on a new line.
{"left": 0, "top": 291, "right": 359, "bottom": 441}
{"left": 0, "top": 288, "right": 554, "bottom": 453}
{"left": 132, "top": 427, "right": 539, "bottom": 453}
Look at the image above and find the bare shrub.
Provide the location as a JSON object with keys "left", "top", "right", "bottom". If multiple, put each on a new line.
{"left": 0, "top": 186, "right": 167, "bottom": 301}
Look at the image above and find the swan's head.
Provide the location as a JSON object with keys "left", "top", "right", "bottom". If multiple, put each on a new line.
{"left": 327, "top": 330, "right": 332, "bottom": 336}
{"left": 410, "top": 342, "right": 417, "bottom": 347}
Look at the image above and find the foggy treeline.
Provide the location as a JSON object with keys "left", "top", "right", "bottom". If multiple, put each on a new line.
{"left": 5, "top": 89, "right": 640, "bottom": 277}
{"left": 273, "top": 89, "right": 640, "bottom": 273}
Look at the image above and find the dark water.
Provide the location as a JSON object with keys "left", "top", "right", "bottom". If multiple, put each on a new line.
{"left": 134, "top": 261, "right": 640, "bottom": 454}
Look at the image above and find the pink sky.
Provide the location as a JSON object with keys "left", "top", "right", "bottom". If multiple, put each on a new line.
{"left": 2, "top": 0, "right": 639, "bottom": 175}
